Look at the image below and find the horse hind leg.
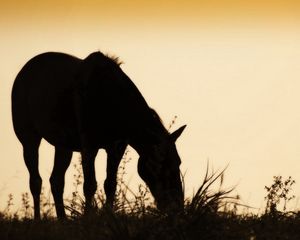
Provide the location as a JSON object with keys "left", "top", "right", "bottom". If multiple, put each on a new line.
{"left": 50, "top": 147, "right": 72, "bottom": 219}
{"left": 22, "top": 136, "right": 42, "bottom": 220}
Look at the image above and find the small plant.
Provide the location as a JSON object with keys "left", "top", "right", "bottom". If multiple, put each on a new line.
{"left": 110, "top": 148, "right": 154, "bottom": 215}
{"left": 20, "top": 192, "right": 32, "bottom": 219}
{"left": 66, "top": 159, "right": 85, "bottom": 218}
{"left": 1, "top": 194, "right": 14, "bottom": 219}
{"left": 167, "top": 115, "right": 178, "bottom": 131}
{"left": 40, "top": 187, "right": 55, "bottom": 219}
{"left": 264, "top": 175, "right": 296, "bottom": 216}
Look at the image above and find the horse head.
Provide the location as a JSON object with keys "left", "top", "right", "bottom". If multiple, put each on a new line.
{"left": 137, "top": 125, "right": 186, "bottom": 212}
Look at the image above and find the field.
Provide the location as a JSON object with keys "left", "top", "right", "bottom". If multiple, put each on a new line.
{"left": 1, "top": 162, "right": 300, "bottom": 240}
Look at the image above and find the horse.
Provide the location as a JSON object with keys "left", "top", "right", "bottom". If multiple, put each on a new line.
{"left": 11, "top": 51, "right": 186, "bottom": 219}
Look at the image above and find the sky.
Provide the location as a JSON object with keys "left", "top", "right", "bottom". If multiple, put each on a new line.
{"left": 1, "top": 0, "right": 300, "bottom": 213}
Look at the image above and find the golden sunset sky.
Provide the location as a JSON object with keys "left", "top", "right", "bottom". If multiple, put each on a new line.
{"left": 1, "top": 0, "right": 300, "bottom": 212}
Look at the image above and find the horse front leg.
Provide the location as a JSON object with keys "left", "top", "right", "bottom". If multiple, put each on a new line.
{"left": 104, "top": 142, "right": 127, "bottom": 207}
{"left": 81, "top": 148, "right": 98, "bottom": 214}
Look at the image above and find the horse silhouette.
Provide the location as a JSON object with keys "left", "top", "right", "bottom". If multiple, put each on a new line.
{"left": 11, "top": 51, "right": 186, "bottom": 219}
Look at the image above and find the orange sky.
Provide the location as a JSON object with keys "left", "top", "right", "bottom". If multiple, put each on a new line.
{"left": 1, "top": 0, "right": 300, "bottom": 25}
{"left": 1, "top": 0, "right": 300, "bottom": 213}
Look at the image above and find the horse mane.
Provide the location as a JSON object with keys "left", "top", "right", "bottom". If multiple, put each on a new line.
{"left": 86, "top": 51, "right": 123, "bottom": 66}
{"left": 105, "top": 54, "right": 123, "bottom": 66}
{"left": 149, "top": 108, "right": 169, "bottom": 134}
{"left": 149, "top": 108, "right": 163, "bottom": 124}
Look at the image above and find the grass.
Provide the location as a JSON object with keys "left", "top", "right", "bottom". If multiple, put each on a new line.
{"left": 1, "top": 160, "right": 300, "bottom": 240}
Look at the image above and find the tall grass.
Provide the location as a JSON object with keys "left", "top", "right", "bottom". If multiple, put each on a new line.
{"left": 1, "top": 159, "right": 300, "bottom": 240}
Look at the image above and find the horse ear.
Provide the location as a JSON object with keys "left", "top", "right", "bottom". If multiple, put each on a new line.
{"left": 170, "top": 125, "right": 186, "bottom": 142}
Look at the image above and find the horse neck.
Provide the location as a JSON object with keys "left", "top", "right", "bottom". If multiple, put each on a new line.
{"left": 129, "top": 113, "right": 169, "bottom": 155}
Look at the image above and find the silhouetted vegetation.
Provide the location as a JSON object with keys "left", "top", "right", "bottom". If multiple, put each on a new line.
{"left": 1, "top": 160, "right": 300, "bottom": 240}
